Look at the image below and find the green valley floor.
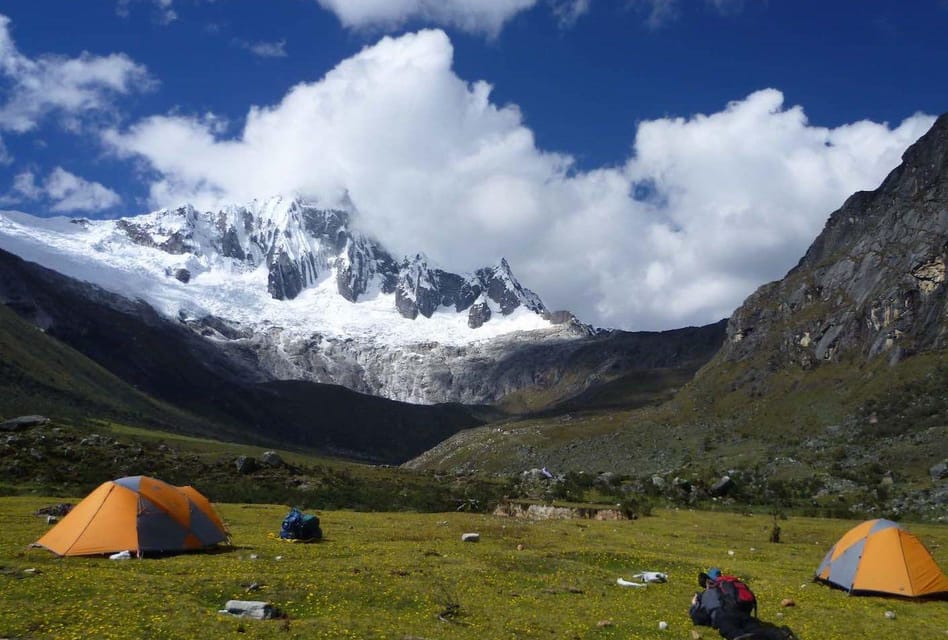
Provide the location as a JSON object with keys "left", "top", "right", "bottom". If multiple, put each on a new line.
{"left": 1, "top": 498, "right": 945, "bottom": 639}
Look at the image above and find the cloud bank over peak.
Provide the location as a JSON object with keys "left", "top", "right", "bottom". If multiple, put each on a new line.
{"left": 102, "top": 29, "right": 934, "bottom": 331}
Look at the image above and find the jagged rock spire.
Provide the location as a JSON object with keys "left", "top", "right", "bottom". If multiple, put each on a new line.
{"left": 113, "top": 197, "right": 549, "bottom": 327}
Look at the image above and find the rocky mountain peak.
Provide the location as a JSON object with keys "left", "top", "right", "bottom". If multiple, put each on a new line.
{"left": 881, "top": 112, "right": 948, "bottom": 196}
{"left": 104, "top": 196, "right": 554, "bottom": 328}
{"left": 799, "top": 113, "right": 948, "bottom": 273}
{"left": 476, "top": 258, "right": 545, "bottom": 316}
{"left": 391, "top": 252, "right": 547, "bottom": 322}
{"left": 723, "top": 113, "right": 948, "bottom": 369}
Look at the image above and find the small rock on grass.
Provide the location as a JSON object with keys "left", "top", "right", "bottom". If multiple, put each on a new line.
{"left": 884, "top": 610, "right": 896, "bottom": 619}
{"left": 596, "top": 620, "right": 613, "bottom": 628}
{"left": 461, "top": 532, "right": 480, "bottom": 542}
{"left": 780, "top": 598, "right": 795, "bottom": 607}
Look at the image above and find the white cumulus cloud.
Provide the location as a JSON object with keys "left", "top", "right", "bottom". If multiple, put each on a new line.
{"left": 314, "top": 0, "right": 538, "bottom": 36}
{"left": 6, "top": 170, "right": 42, "bottom": 200}
{"left": 3, "top": 167, "right": 121, "bottom": 212}
{"left": 102, "top": 29, "right": 934, "bottom": 330}
{"left": 619, "top": 90, "right": 932, "bottom": 325}
{"left": 0, "top": 14, "right": 153, "bottom": 135}
{"left": 45, "top": 167, "right": 122, "bottom": 212}
{"left": 237, "top": 39, "right": 288, "bottom": 59}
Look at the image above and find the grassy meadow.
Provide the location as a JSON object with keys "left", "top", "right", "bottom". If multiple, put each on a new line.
{"left": 1, "top": 497, "right": 946, "bottom": 639}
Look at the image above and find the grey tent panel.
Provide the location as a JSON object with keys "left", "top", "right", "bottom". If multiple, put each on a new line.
{"left": 114, "top": 476, "right": 143, "bottom": 492}
{"left": 868, "top": 519, "right": 900, "bottom": 535}
{"left": 826, "top": 538, "right": 867, "bottom": 591}
{"left": 816, "top": 545, "right": 836, "bottom": 578}
{"left": 136, "top": 496, "right": 187, "bottom": 551}
{"left": 188, "top": 501, "right": 227, "bottom": 545}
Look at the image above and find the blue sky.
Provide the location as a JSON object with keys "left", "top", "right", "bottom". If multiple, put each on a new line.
{"left": 0, "top": 0, "right": 945, "bottom": 329}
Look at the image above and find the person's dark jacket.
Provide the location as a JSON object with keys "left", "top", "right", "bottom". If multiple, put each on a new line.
{"left": 690, "top": 573, "right": 799, "bottom": 640}
{"left": 689, "top": 588, "right": 725, "bottom": 627}
{"left": 690, "top": 580, "right": 757, "bottom": 639}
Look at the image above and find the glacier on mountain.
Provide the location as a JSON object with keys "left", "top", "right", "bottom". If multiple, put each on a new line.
{"left": 0, "top": 196, "right": 588, "bottom": 403}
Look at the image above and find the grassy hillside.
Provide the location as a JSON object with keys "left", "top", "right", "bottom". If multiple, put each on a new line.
{"left": 1, "top": 498, "right": 945, "bottom": 639}
{"left": 0, "top": 418, "right": 508, "bottom": 512}
{"left": 0, "top": 304, "right": 245, "bottom": 441}
{"left": 529, "top": 366, "right": 700, "bottom": 415}
{"left": 425, "top": 350, "right": 947, "bottom": 474}
{"left": 408, "top": 351, "right": 948, "bottom": 520}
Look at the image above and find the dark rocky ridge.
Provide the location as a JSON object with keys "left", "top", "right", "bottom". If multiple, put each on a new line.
{"left": 392, "top": 254, "right": 546, "bottom": 320}
{"left": 723, "top": 113, "right": 948, "bottom": 371}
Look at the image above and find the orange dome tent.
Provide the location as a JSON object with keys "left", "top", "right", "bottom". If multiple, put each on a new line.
{"left": 815, "top": 518, "right": 948, "bottom": 597}
{"left": 36, "top": 476, "right": 228, "bottom": 557}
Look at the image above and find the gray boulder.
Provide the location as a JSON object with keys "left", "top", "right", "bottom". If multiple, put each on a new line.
{"left": 930, "top": 460, "right": 948, "bottom": 481}
{"left": 220, "top": 600, "right": 279, "bottom": 620}
{"left": 0, "top": 415, "right": 49, "bottom": 431}
{"left": 710, "top": 475, "right": 734, "bottom": 497}
{"left": 260, "top": 451, "right": 284, "bottom": 467}
{"left": 235, "top": 456, "right": 258, "bottom": 474}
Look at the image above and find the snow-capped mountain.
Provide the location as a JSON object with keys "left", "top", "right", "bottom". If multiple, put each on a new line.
{"left": 0, "top": 196, "right": 587, "bottom": 403}
{"left": 0, "top": 197, "right": 556, "bottom": 335}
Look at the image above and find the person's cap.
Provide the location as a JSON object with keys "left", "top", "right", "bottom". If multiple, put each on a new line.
{"left": 708, "top": 568, "right": 722, "bottom": 579}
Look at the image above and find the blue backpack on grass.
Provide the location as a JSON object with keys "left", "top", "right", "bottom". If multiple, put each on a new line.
{"left": 280, "top": 507, "right": 322, "bottom": 541}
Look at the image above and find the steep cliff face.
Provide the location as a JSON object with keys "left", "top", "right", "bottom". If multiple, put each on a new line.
{"left": 723, "top": 113, "right": 948, "bottom": 371}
